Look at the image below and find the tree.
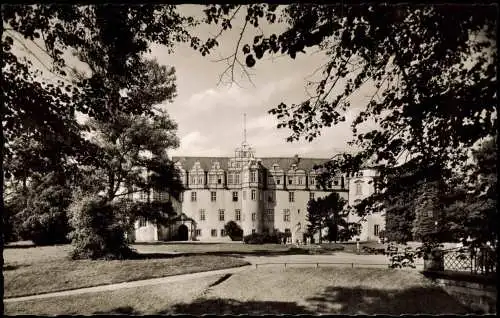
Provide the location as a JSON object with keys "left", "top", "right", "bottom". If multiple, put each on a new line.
{"left": 68, "top": 59, "right": 184, "bottom": 259}
{"left": 2, "top": 5, "right": 198, "bottom": 260}
{"left": 443, "top": 136, "right": 497, "bottom": 247}
{"left": 14, "top": 172, "right": 72, "bottom": 245}
{"left": 224, "top": 221, "right": 243, "bottom": 241}
{"left": 192, "top": 4, "right": 496, "bottom": 241}
{"left": 306, "top": 192, "right": 349, "bottom": 244}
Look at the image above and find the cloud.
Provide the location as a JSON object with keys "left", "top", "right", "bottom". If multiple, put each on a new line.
{"left": 178, "top": 75, "right": 298, "bottom": 115}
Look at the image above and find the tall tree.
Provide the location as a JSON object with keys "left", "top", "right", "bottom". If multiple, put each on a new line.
{"left": 306, "top": 192, "right": 349, "bottom": 244}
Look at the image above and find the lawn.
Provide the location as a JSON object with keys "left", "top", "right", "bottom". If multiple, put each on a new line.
{"left": 5, "top": 267, "right": 472, "bottom": 315}
{"left": 131, "top": 242, "right": 293, "bottom": 255}
{"left": 3, "top": 244, "right": 249, "bottom": 298}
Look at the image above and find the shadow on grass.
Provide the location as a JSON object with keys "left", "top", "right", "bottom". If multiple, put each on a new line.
{"left": 3, "top": 264, "right": 30, "bottom": 271}
{"left": 306, "top": 285, "right": 473, "bottom": 315}
{"left": 161, "top": 298, "right": 315, "bottom": 315}
{"left": 94, "top": 306, "right": 140, "bottom": 315}
{"left": 128, "top": 247, "right": 333, "bottom": 260}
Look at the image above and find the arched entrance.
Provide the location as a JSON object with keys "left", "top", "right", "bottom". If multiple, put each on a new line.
{"left": 178, "top": 224, "right": 189, "bottom": 241}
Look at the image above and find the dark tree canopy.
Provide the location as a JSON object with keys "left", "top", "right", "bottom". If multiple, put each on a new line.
{"left": 194, "top": 4, "right": 497, "bottom": 245}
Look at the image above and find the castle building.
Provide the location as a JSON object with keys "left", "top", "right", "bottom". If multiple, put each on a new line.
{"left": 131, "top": 138, "right": 385, "bottom": 244}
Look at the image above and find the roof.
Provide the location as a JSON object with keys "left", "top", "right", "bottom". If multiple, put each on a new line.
{"left": 172, "top": 156, "right": 330, "bottom": 172}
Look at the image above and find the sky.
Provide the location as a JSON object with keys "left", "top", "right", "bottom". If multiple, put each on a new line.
{"left": 146, "top": 5, "right": 376, "bottom": 158}
{"left": 7, "top": 5, "right": 377, "bottom": 159}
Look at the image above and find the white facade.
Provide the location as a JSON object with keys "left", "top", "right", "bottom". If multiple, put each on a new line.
{"left": 133, "top": 141, "right": 383, "bottom": 243}
{"left": 347, "top": 168, "right": 385, "bottom": 242}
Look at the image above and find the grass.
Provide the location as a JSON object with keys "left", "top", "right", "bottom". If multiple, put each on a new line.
{"left": 3, "top": 244, "right": 249, "bottom": 298}
{"left": 132, "top": 242, "right": 292, "bottom": 255}
{"left": 5, "top": 267, "right": 473, "bottom": 315}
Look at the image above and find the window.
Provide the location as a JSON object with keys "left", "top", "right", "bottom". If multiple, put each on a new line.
{"left": 251, "top": 171, "right": 257, "bottom": 183}
{"left": 268, "top": 192, "right": 274, "bottom": 202}
{"left": 283, "top": 209, "right": 290, "bottom": 222}
{"left": 266, "top": 209, "right": 274, "bottom": 221}
{"left": 251, "top": 189, "right": 256, "bottom": 201}
{"left": 427, "top": 210, "right": 433, "bottom": 218}
{"left": 179, "top": 192, "right": 184, "bottom": 202}
{"left": 209, "top": 174, "right": 215, "bottom": 184}
{"left": 288, "top": 176, "right": 293, "bottom": 185}
{"left": 243, "top": 190, "right": 246, "bottom": 200}
{"left": 252, "top": 229, "right": 256, "bottom": 234}
{"left": 268, "top": 176, "right": 274, "bottom": 185}
{"left": 211, "top": 191, "right": 217, "bottom": 202}
{"left": 191, "top": 191, "right": 197, "bottom": 202}
{"left": 140, "top": 191, "right": 148, "bottom": 201}
{"left": 289, "top": 192, "right": 294, "bottom": 202}
{"left": 276, "top": 177, "right": 281, "bottom": 185}
{"left": 195, "top": 229, "right": 202, "bottom": 236}
{"left": 374, "top": 224, "right": 380, "bottom": 236}
{"left": 219, "top": 209, "right": 225, "bottom": 221}
{"left": 252, "top": 212, "right": 257, "bottom": 221}
{"left": 235, "top": 173, "right": 240, "bottom": 184}
{"left": 198, "top": 176, "right": 203, "bottom": 184}
{"left": 228, "top": 173, "right": 233, "bottom": 184}
{"left": 310, "top": 176, "right": 315, "bottom": 185}
{"left": 218, "top": 177, "right": 222, "bottom": 184}
{"left": 297, "top": 209, "right": 300, "bottom": 214}
{"left": 221, "top": 229, "right": 226, "bottom": 237}
{"left": 232, "top": 191, "right": 238, "bottom": 202}
{"left": 310, "top": 192, "right": 315, "bottom": 200}
{"left": 190, "top": 176, "right": 196, "bottom": 185}
{"left": 259, "top": 191, "right": 263, "bottom": 201}
{"left": 298, "top": 177, "right": 303, "bottom": 185}
{"left": 235, "top": 209, "right": 241, "bottom": 221}
{"left": 199, "top": 209, "right": 206, "bottom": 221}
{"left": 211, "top": 229, "right": 217, "bottom": 237}
{"left": 138, "top": 217, "right": 147, "bottom": 227}
{"left": 356, "top": 183, "right": 362, "bottom": 195}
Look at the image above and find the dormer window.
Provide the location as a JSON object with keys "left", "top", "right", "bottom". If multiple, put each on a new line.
{"left": 288, "top": 176, "right": 293, "bottom": 185}
{"left": 218, "top": 177, "right": 222, "bottom": 184}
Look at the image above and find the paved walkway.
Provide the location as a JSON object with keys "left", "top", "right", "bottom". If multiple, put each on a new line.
{"left": 4, "top": 265, "right": 252, "bottom": 303}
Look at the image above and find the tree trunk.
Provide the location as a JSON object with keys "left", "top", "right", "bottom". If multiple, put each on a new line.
{"left": 319, "top": 220, "right": 322, "bottom": 244}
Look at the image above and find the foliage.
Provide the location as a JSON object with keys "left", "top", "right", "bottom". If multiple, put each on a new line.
{"left": 307, "top": 192, "right": 354, "bottom": 243}
{"left": 243, "top": 231, "right": 289, "bottom": 244}
{"left": 13, "top": 173, "right": 72, "bottom": 245}
{"left": 224, "top": 221, "right": 243, "bottom": 241}
{"left": 2, "top": 4, "right": 196, "bottom": 256}
{"left": 67, "top": 194, "right": 135, "bottom": 260}
{"left": 195, "top": 4, "right": 496, "bottom": 248}
{"left": 386, "top": 243, "right": 418, "bottom": 269}
{"left": 442, "top": 136, "right": 497, "bottom": 247}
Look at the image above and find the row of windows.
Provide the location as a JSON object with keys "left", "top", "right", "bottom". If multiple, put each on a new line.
{"left": 183, "top": 172, "right": 334, "bottom": 186}
{"left": 195, "top": 228, "right": 293, "bottom": 237}
{"left": 194, "top": 229, "right": 227, "bottom": 237}
{"left": 197, "top": 209, "right": 296, "bottom": 222}
{"left": 189, "top": 191, "right": 311, "bottom": 203}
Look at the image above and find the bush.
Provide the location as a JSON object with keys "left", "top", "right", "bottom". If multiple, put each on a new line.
{"left": 67, "top": 195, "right": 135, "bottom": 260}
{"left": 243, "top": 231, "right": 289, "bottom": 244}
{"left": 224, "top": 221, "right": 243, "bottom": 241}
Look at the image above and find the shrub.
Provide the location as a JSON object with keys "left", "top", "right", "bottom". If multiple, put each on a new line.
{"left": 243, "top": 231, "right": 289, "bottom": 244}
{"left": 224, "top": 221, "right": 243, "bottom": 241}
{"left": 67, "top": 194, "right": 135, "bottom": 260}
